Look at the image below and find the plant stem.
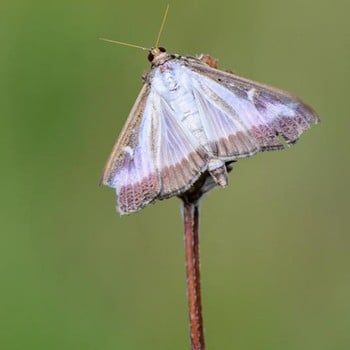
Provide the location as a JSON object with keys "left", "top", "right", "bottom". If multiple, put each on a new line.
{"left": 182, "top": 198, "right": 205, "bottom": 350}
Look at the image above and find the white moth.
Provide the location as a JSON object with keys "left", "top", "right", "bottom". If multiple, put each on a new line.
{"left": 100, "top": 8, "right": 319, "bottom": 215}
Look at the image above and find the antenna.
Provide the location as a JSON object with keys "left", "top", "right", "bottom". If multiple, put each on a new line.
{"left": 99, "top": 38, "right": 148, "bottom": 51}
{"left": 155, "top": 4, "right": 170, "bottom": 48}
{"left": 100, "top": 4, "right": 170, "bottom": 51}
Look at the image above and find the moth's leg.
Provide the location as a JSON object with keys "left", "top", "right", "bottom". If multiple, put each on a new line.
{"left": 141, "top": 71, "right": 150, "bottom": 83}
{"left": 209, "top": 166, "right": 228, "bottom": 187}
{"left": 197, "top": 54, "right": 219, "bottom": 69}
{"left": 207, "top": 158, "right": 228, "bottom": 187}
{"left": 197, "top": 54, "right": 235, "bottom": 74}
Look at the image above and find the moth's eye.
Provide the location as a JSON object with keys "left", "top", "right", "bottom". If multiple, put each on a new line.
{"left": 148, "top": 52, "right": 154, "bottom": 62}
{"left": 159, "top": 47, "right": 166, "bottom": 52}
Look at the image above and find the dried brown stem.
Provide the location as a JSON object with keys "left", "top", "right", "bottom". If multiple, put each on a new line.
{"left": 182, "top": 198, "right": 205, "bottom": 350}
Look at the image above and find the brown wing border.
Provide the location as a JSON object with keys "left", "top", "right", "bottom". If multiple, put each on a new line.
{"left": 100, "top": 83, "right": 150, "bottom": 186}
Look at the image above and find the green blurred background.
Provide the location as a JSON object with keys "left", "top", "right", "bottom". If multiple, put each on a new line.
{"left": 1, "top": 0, "right": 349, "bottom": 349}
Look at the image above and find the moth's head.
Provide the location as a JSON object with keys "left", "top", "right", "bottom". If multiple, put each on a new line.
{"left": 148, "top": 47, "right": 167, "bottom": 64}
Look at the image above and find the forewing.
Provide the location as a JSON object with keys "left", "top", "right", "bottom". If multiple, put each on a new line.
{"left": 101, "top": 84, "right": 161, "bottom": 214}
{"left": 186, "top": 60, "right": 319, "bottom": 158}
{"left": 154, "top": 93, "right": 208, "bottom": 198}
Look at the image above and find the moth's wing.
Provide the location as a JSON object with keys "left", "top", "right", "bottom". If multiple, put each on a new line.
{"left": 153, "top": 93, "right": 208, "bottom": 198}
{"left": 185, "top": 60, "right": 319, "bottom": 159}
{"left": 101, "top": 84, "right": 161, "bottom": 215}
{"left": 101, "top": 83, "right": 208, "bottom": 214}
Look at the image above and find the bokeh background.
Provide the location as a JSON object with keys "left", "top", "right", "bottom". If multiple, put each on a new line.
{"left": 1, "top": 0, "right": 349, "bottom": 349}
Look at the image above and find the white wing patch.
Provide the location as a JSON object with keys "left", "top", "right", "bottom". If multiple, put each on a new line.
{"left": 194, "top": 87, "right": 260, "bottom": 158}
{"left": 152, "top": 92, "right": 208, "bottom": 197}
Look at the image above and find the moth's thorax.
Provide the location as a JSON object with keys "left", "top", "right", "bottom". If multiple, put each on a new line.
{"left": 153, "top": 62, "right": 208, "bottom": 144}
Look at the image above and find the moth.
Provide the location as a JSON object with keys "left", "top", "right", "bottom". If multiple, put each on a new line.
{"left": 100, "top": 43, "right": 319, "bottom": 215}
